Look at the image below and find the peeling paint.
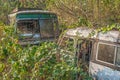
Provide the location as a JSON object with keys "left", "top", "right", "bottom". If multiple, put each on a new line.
{"left": 89, "top": 62, "right": 120, "bottom": 80}
{"left": 65, "top": 27, "right": 120, "bottom": 43}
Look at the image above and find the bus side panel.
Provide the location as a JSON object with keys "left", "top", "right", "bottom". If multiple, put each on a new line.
{"left": 89, "top": 62, "right": 120, "bottom": 80}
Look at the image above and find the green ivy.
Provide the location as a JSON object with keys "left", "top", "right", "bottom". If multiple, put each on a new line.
{"left": 0, "top": 26, "right": 92, "bottom": 80}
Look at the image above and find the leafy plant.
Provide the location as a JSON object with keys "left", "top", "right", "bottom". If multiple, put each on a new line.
{"left": 0, "top": 25, "right": 92, "bottom": 80}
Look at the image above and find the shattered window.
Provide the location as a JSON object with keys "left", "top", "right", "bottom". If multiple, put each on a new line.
{"left": 17, "top": 20, "right": 39, "bottom": 34}
{"left": 116, "top": 47, "right": 120, "bottom": 66}
{"left": 59, "top": 37, "right": 74, "bottom": 52}
{"left": 97, "top": 43, "right": 115, "bottom": 64}
{"left": 66, "top": 38, "right": 74, "bottom": 51}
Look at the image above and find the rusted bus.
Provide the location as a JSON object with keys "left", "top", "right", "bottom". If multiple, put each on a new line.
{"left": 8, "top": 8, "right": 60, "bottom": 45}
{"left": 59, "top": 27, "right": 120, "bottom": 80}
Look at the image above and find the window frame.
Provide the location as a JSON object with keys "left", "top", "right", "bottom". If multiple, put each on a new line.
{"left": 59, "top": 37, "right": 75, "bottom": 51}
{"left": 39, "top": 18, "right": 58, "bottom": 39}
{"left": 96, "top": 42, "right": 120, "bottom": 67}
{"left": 115, "top": 47, "right": 120, "bottom": 67}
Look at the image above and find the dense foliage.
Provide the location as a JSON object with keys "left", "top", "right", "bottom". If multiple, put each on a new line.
{"left": 0, "top": 25, "right": 92, "bottom": 80}
{"left": 0, "top": 0, "right": 120, "bottom": 28}
{"left": 0, "top": 0, "right": 120, "bottom": 80}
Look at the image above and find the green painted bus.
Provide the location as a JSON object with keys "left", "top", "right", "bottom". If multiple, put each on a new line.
{"left": 9, "top": 8, "right": 60, "bottom": 45}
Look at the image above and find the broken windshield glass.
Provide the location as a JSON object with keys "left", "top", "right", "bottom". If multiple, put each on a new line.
{"left": 17, "top": 20, "right": 39, "bottom": 34}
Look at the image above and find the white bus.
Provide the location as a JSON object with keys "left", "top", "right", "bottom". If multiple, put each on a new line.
{"left": 59, "top": 27, "right": 120, "bottom": 80}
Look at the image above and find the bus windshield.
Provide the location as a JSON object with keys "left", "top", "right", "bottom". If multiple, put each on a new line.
{"left": 17, "top": 18, "right": 58, "bottom": 39}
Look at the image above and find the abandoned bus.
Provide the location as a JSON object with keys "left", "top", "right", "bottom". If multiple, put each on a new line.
{"left": 9, "top": 8, "right": 59, "bottom": 45}
{"left": 59, "top": 27, "right": 120, "bottom": 80}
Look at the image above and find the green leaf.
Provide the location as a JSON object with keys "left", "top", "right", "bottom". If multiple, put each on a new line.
{"left": 0, "top": 63, "right": 5, "bottom": 72}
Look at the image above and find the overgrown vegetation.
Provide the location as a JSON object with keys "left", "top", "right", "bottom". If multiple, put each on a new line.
{"left": 0, "top": 0, "right": 120, "bottom": 28}
{"left": 0, "top": 0, "right": 120, "bottom": 80}
{"left": 0, "top": 25, "right": 92, "bottom": 80}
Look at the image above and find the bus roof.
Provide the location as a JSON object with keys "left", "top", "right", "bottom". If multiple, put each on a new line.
{"left": 9, "top": 9, "right": 56, "bottom": 18}
{"left": 65, "top": 27, "right": 120, "bottom": 43}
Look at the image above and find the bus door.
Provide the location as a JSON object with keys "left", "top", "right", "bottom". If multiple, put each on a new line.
{"left": 76, "top": 39, "right": 93, "bottom": 65}
{"left": 75, "top": 39, "right": 93, "bottom": 79}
